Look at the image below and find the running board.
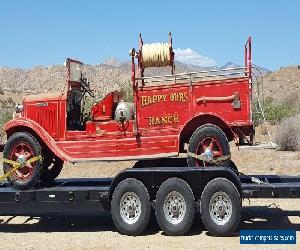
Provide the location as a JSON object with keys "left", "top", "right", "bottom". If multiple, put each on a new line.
{"left": 238, "top": 142, "right": 277, "bottom": 150}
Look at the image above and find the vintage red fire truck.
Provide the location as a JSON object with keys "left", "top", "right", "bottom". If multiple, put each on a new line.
{"left": 2, "top": 34, "right": 254, "bottom": 189}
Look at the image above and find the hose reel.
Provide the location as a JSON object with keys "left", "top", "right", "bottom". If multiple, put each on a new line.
{"left": 130, "top": 32, "right": 175, "bottom": 82}
{"left": 141, "top": 43, "right": 172, "bottom": 68}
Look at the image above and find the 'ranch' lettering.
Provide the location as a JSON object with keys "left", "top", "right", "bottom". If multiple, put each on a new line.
{"left": 141, "top": 92, "right": 188, "bottom": 107}
{"left": 148, "top": 114, "right": 180, "bottom": 126}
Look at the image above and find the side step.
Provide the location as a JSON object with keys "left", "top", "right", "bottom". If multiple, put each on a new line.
{"left": 238, "top": 141, "right": 277, "bottom": 150}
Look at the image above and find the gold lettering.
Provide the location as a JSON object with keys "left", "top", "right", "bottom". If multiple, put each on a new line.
{"left": 155, "top": 117, "right": 161, "bottom": 125}
{"left": 169, "top": 92, "right": 189, "bottom": 102}
{"left": 179, "top": 92, "right": 184, "bottom": 102}
{"left": 147, "top": 114, "right": 180, "bottom": 126}
{"left": 147, "top": 96, "right": 152, "bottom": 105}
{"left": 157, "top": 95, "right": 162, "bottom": 102}
{"left": 184, "top": 92, "right": 188, "bottom": 102}
{"left": 161, "top": 116, "right": 168, "bottom": 124}
{"left": 148, "top": 117, "right": 154, "bottom": 126}
{"left": 173, "top": 114, "right": 179, "bottom": 123}
{"left": 170, "top": 93, "right": 174, "bottom": 102}
{"left": 141, "top": 96, "right": 147, "bottom": 106}
{"left": 141, "top": 94, "right": 167, "bottom": 107}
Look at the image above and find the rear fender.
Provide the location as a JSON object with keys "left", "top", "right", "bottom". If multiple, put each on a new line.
{"left": 179, "top": 113, "right": 236, "bottom": 149}
{"left": 4, "top": 117, "right": 69, "bottom": 162}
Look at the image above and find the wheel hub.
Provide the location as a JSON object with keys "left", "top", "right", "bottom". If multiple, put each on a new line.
{"left": 119, "top": 192, "right": 141, "bottom": 224}
{"left": 163, "top": 191, "right": 186, "bottom": 225}
{"left": 202, "top": 148, "right": 214, "bottom": 161}
{"left": 209, "top": 191, "right": 232, "bottom": 225}
{"left": 127, "top": 203, "right": 135, "bottom": 216}
{"left": 216, "top": 201, "right": 226, "bottom": 216}
{"left": 16, "top": 154, "right": 26, "bottom": 167}
{"left": 170, "top": 201, "right": 180, "bottom": 216}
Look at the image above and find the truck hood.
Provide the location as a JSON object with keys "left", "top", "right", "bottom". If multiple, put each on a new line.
{"left": 23, "top": 92, "right": 66, "bottom": 102}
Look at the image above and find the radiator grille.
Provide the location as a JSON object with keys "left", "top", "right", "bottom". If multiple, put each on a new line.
{"left": 37, "top": 108, "right": 57, "bottom": 137}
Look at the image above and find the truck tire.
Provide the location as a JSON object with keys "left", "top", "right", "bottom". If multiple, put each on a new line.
{"left": 40, "top": 155, "right": 63, "bottom": 182}
{"left": 187, "top": 124, "right": 230, "bottom": 167}
{"left": 200, "top": 178, "right": 241, "bottom": 236}
{"left": 111, "top": 178, "right": 151, "bottom": 236}
{"left": 155, "top": 178, "right": 195, "bottom": 236}
{"left": 3, "top": 132, "right": 42, "bottom": 190}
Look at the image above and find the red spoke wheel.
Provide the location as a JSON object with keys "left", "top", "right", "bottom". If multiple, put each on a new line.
{"left": 3, "top": 132, "right": 42, "bottom": 190}
{"left": 187, "top": 124, "right": 230, "bottom": 167}
{"left": 9, "top": 142, "right": 34, "bottom": 180}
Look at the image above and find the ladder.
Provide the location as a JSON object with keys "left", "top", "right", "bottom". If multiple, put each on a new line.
{"left": 239, "top": 70, "right": 277, "bottom": 150}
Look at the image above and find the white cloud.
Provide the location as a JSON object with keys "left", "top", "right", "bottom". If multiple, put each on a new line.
{"left": 174, "top": 48, "right": 216, "bottom": 67}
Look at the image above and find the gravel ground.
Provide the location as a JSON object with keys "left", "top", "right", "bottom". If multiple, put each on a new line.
{"left": 1, "top": 137, "right": 300, "bottom": 249}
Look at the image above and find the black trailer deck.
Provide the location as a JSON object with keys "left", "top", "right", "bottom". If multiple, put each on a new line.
{"left": 0, "top": 167, "right": 300, "bottom": 217}
{"left": 241, "top": 175, "right": 300, "bottom": 199}
{"left": 0, "top": 178, "right": 112, "bottom": 216}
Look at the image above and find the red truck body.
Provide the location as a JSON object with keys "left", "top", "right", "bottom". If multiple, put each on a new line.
{"left": 3, "top": 37, "right": 254, "bottom": 163}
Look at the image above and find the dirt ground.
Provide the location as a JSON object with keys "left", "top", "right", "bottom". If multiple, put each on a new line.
{"left": 1, "top": 128, "right": 300, "bottom": 249}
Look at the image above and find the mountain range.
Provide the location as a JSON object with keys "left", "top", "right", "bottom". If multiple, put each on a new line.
{"left": 0, "top": 58, "right": 299, "bottom": 111}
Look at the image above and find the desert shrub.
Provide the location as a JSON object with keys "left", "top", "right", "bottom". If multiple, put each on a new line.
{"left": 120, "top": 80, "right": 133, "bottom": 102}
{"left": 0, "top": 107, "right": 14, "bottom": 139}
{"left": 254, "top": 97, "right": 296, "bottom": 125}
{"left": 276, "top": 114, "right": 300, "bottom": 151}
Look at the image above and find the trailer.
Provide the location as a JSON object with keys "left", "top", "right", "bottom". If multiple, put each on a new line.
{"left": 0, "top": 34, "right": 286, "bottom": 237}
{"left": 0, "top": 164, "right": 300, "bottom": 236}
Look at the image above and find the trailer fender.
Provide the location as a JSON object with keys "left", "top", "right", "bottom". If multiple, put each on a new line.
{"left": 109, "top": 169, "right": 153, "bottom": 201}
{"left": 3, "top": 118, "right": 70, "bottom": 162}
{"left": 109, "top": 167, "right": 242, "bottom": 202}
{"left": 199, "top": 167, "right": 243, "bottom": 199}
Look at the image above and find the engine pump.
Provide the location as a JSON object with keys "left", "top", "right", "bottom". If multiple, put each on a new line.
{"left": 114, "top": 100, "right": 134, "bottom": 122}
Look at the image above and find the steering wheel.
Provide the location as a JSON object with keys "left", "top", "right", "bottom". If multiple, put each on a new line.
{"left": 80, "top": 78, "right": 94, "bottom": 98}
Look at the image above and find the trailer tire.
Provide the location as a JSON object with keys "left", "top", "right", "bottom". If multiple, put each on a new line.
{"left": 3, "top": 132, "right": 42, "bottom": 190}
{"left": 155, "top": 178, "right": 195, "bottom": 236}
{"left": 187, "top": 124, "right": 230, "bottom": 167}
{"left": 200, "top": 178, "right": 241, "bottom": 236}
{"left": 111, "top": 178, "right": 151, "bottom": 236}
{"left": 40, "top": 155, "right": 63, "bottom": 182}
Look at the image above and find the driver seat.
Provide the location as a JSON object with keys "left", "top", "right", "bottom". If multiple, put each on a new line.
{"left": 91, "top": 91, "right": 122, "bottom": 121}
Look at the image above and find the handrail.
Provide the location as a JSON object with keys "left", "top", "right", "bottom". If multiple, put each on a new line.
{"left": 135, "top": 66, "right": 248, "bottom": 84}
{"left": 139, "top": 66, "right": 246, "bottom": 80}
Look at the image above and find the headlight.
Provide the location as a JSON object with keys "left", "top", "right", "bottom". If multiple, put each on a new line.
{"left": 15, "top": 104, "right": 24, "bottom": 113}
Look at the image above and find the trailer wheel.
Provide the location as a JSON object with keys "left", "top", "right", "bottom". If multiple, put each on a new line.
{"left": 40, "top": 155, "right": 63, "bottom": 182}
{"left": 111, "top": 178, "right": 151, "bottom": 236}
{"left": 3, "top": 132, "right": 42, "bottom": 190}
{"left": 200, "top": 178, "right": 241, "bottom": 236}
{"left": 187, "top": 124, "right": 230, "bottom": 167}
{"left": 155, "top": 178, "right": 195, "bottom": 236}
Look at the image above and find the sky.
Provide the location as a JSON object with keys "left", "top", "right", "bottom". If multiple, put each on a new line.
{"left": 0, "top": 0, "right": 299, "bottom": 70}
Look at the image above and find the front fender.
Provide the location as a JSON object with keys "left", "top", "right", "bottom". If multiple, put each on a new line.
{"left": 4, "top": 117, "right": 70, "bottom": 162}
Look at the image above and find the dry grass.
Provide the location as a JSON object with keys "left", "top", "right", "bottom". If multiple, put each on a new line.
{"left": 276, "top": 114, "right": 300, "bottom": 151}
